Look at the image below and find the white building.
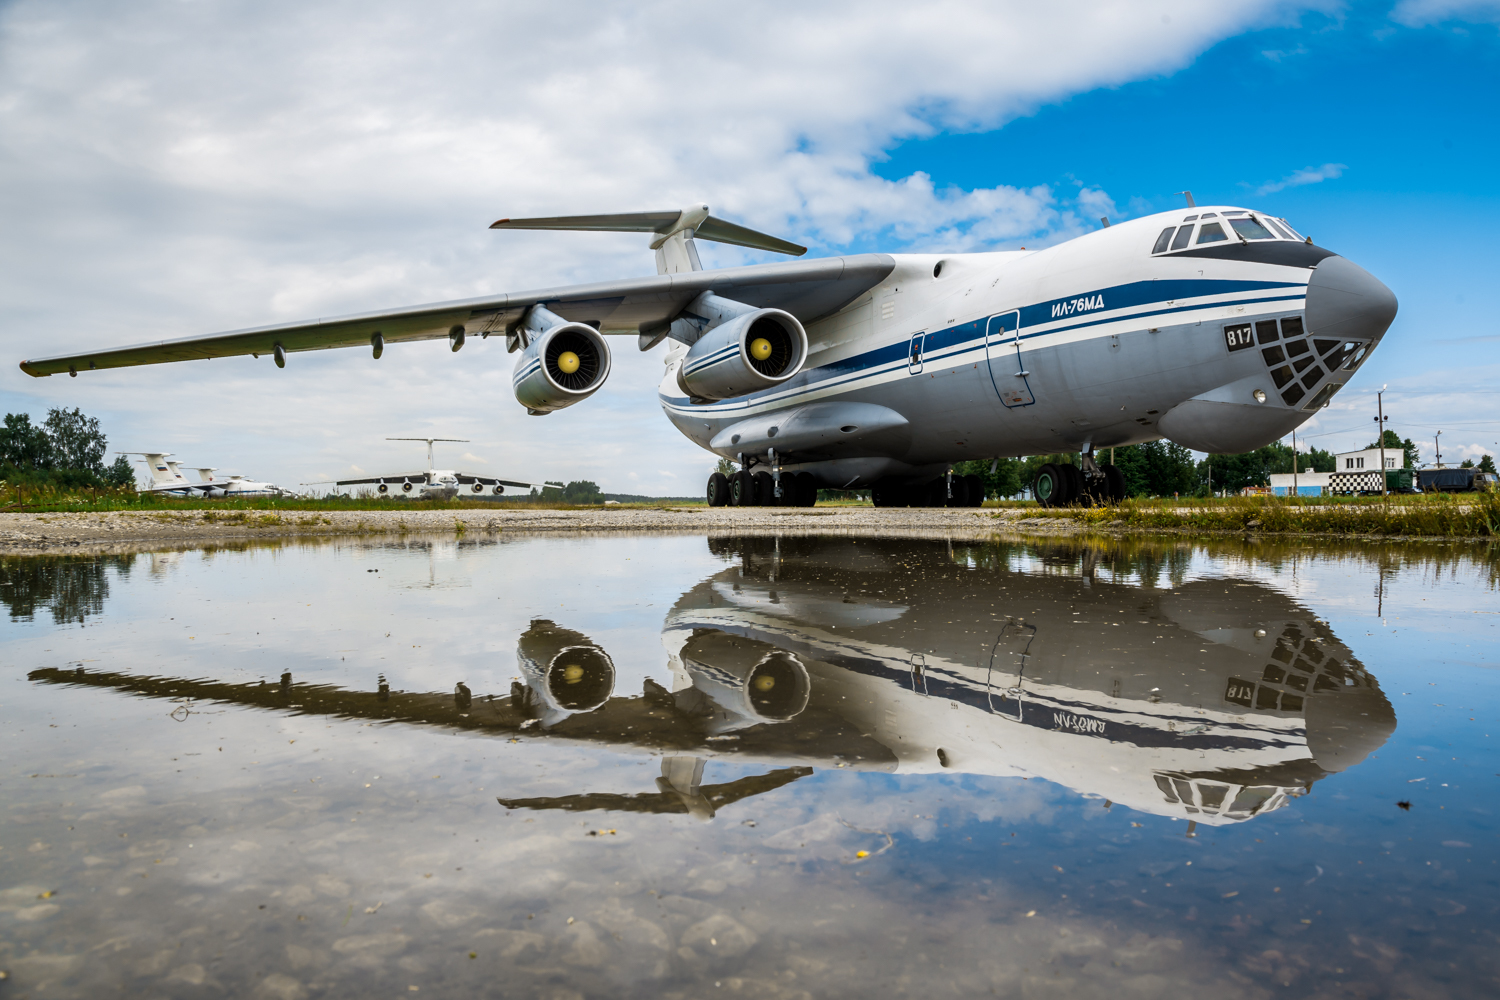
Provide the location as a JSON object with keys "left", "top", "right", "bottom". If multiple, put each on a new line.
{"left": 1267, "top": 447, "right": 1404, "bottom": 496}
{"left": 1334, "top": 448, "right": 1400, "bottom": 472}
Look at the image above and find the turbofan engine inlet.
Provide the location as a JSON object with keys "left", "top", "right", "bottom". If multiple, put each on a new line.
{"left": 677, "top": 302, "right": 807, "bottom": 402}
{"left": 512, "top": 305, "right": 612, "bottom": 414}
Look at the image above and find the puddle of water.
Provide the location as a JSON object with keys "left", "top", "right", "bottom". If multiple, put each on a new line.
{"left": 2, "top": 533, "right": 1497, "bottom": 998}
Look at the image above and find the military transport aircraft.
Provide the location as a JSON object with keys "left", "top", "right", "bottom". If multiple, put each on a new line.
{"left": 21, "top": 199, "right": 1397, "bottom": 507}
{"left": 316, "top": 436, "right": 557, "bottom": 500}
{"left": 26, "top": 536, "right": 1395, "bottom": 826}
{"left": 120, "top": 451, "right": 292, "bottom": 497}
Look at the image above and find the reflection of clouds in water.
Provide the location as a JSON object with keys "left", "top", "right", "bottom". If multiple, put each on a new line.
{"left": 0, "top": 708, "right": 1264, "bottom": 999}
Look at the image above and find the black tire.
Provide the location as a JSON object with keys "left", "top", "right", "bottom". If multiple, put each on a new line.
{"left": 871, "top": 481, "right": 896, "bottom": 507}
{"left": 706, "top": 472, "right": 729, "bottom": 507}
{"left": 965, "top": 474, "right": 985, "bottom": 506}
{"left": 730, "top": 470, "right": 754, "bottom": 506}
{"left": 1034, "top": 463, "right": 1063, "bottom": 507}
{"left": 752, "top": 472, "right": 774, "bottom": 506}
{"left": 1060, "top": 464, "right": 1082, "bottom": 506}
{"left": 1102, "top": 464, "right": 1126, "bottom": 502}
{"left": 795, "top": 472, "right": 817, "bottom": 506}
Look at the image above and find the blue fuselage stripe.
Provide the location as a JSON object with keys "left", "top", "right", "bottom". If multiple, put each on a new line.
{"left": 660, "top": 278, "right": 1307, "bottom": 412}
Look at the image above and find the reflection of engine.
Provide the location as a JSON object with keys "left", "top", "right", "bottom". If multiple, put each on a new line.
{"left": 513, "top": 619, "right": 616, "bottom": 727}
{"left": 675, "top": 629, "right": 810, "bottom": 734}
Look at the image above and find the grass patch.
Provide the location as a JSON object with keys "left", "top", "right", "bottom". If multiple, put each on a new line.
{"left": 1004, "top": 493, "right": 1500, "bottom": 537}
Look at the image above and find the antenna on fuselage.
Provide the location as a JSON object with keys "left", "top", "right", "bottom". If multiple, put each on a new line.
{"left": 1177, "top": 191, "right": 1196, "bottom": 207}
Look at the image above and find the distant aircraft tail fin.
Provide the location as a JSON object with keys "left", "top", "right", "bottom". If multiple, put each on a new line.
{"left": 120, "top": 452, "right": 186, "bottom": 486}
{"left": 489, "top": 204, "right": 806, "bottom": 277}
{"left": 194, "top": 467, "right": 218, "bottom": 483}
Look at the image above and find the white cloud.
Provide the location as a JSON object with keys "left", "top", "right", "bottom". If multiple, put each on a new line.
{"left": 459, "top": 452, "right": 487, "bottom": 465}
{"left": 1391, "top": 0, "right": 1500, "bottom": 26}
{"left": 1254, "top": 162, "right": 1347, "bottom": 196}
{"left": 0, "top": 0, "right": 1331, "bottom": 493}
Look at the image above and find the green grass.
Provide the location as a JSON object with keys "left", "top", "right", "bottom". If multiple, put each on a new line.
{"left": 0, "top": 483, "right": 708, "bottom": 515}
{"left": 1000, "top": 492, "right": 1500, "bottom": 537}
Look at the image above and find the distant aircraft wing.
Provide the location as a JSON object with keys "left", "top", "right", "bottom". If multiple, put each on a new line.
{"left": 19, "top": 254, "right": 894, "bottom": 377}
{"left": 455, "top": 476, "right": 559, "bottom": 489}
{"left": 332, "top": 473, "right": 427, "bottom": 486}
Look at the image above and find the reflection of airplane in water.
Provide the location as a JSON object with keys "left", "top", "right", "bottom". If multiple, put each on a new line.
{"left": 28, "top": 537, "right": 1394, "bottom": 825}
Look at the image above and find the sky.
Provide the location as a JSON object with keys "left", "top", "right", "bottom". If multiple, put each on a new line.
{"left": 1, "top": 0, "right": 1497, "bottom": 493}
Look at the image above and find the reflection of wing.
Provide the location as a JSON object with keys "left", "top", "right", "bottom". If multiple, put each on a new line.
{"left": 497, "top": 766, "right": 812, "bottom": 816}
{"left": 20, "top": 255, "right": 893, "bottom": 376}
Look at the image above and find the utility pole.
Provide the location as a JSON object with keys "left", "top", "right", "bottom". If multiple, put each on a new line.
{"left": 1292, "top": 428, "right": 1298, "bottom": 496}
{"left": 1435, "top": 430, "right": 1443, "bottom": 469}
{"left": 1375, "top": 385, "right": 1388, "bottom": 497}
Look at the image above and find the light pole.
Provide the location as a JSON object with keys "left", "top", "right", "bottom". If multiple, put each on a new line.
{"left": 1435, "top": 430, "right": 1443, "bottom": 469}
{"left": 1374, "top": 385, "right": 1389, "bottom": 497}
{"left": 1292, "top": 428, "right": 1298, "bottom": 497}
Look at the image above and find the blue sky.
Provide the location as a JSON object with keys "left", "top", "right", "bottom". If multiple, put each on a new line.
{"left": 870, "top": 4, "right": 1500, "bottom": 461}
{"left": 0, "top": 1, "right": 1496, "bottom": 488}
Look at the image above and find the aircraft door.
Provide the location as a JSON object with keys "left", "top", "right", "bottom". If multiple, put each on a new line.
{"left": 907, "top": 332, "right": 926, "bottom": 374}
{"left": 984, "top": 311, "right": 1034, "bottom": 407}
{"left": 985, "top": 617, "right": 1036, "bottom": 720}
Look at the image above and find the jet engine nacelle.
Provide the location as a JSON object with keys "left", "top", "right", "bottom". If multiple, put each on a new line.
{"left": 401, "top": 481, "right": 413, "bottom": 493}
{"left": 676, "top": 308, "right": 807, "bottom": 402}
{"left": 377, "top": 482, "right": 389, "bottom": 494}
{"left": 512, "top": 307, "right": 612, "bottom": 414}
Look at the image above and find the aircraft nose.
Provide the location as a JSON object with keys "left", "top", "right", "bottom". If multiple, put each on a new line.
{"left": 1304, "top": 256, "right": 1398, "bottom": 342}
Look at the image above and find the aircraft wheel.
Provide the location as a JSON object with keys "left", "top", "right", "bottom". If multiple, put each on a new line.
{"left": 965, "top": 474, "right": 985, "bottom": 506}
{"left": 706, "top": 472, "right": 730, "bottom": 507}
{"left": 870, "top": 481, "right": 894, "bottom": 507}
{"left": 1034, "top": 463, "right": 1064, "bottom": 507}
{"left": 752, "top": 471, "right": 775, "bottom": 506}
{"left": 1103, "top": 464, "right": 1126, "bottom": 502}
{"left": 1060, "top": 464, "right": 1083, "bottom": 506}
{"left": 794, "top": 472, "right": 817, "bottom": 506}
{"left": 730, "top": 470, "right": 755, "bottom": 506}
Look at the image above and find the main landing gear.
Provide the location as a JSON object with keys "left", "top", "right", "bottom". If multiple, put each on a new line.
{"left": 706, "top": 469, "right": 818, "bottom": 507}
{"left": 870, "top": 473, "right": 985, "bottom": 508}
{"left": 1033, "top": 451, "right": 1125, "bottom": 508}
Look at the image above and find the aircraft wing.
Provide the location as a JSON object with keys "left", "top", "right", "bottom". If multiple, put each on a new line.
{"left": 332, "top": 473, "right": 428, "bottom": 486}
{"left": 455, "top": 475, "right": 558, "bottom": 489}
{"left": 19, "top": 254, "right": 895, "bottom": 377}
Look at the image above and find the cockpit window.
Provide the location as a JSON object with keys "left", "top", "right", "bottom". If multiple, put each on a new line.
{"left": 1230, "top": 217, "right": 1277, "bottom": 240}
{"left": 1152, "top": 227, "right": 1175, "bottom": 254}
{"left": 1196, "top": 222, "right": 1229, "bottom": 244}
{"left": 1200, "top": 212, "right": 1218, "bottom": 218}
{"left": 1276, "top": 217, "right": 1304, "bottom": 240}
{"left": 1264, "top": 217, "right": 1295, "bottom": 240}
{"left": 1169, "top": 225, "right": 1194, "bottom": 251}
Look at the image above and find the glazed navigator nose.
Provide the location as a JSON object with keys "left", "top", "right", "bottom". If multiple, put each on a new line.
{"left": 1304, "top": 256, "right": 1398, "bottom": 342}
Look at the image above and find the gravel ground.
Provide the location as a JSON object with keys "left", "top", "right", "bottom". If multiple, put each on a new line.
{"left": 0, "top": 506, "right": 1080, "bottom": 555}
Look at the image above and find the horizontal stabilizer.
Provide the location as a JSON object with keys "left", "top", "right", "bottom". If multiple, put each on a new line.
{"left": 490, "top": 204, "right": 805, "bottom": 257}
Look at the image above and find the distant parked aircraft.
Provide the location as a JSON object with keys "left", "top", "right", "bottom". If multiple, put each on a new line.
{"left": 119, "top": 452, "right": 293, "bottom": 497}
{"left": 319, "top": 437, "right": 557, "bottom": 500}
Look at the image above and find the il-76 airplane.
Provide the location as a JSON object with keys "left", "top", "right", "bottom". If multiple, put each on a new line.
{"left": 20, "top": 199, "right": 1397, "bottom": 507}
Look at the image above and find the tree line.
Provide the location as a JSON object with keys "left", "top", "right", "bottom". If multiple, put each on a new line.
{"left": 1, "top": 408, "right": 136, "bottom": 488}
